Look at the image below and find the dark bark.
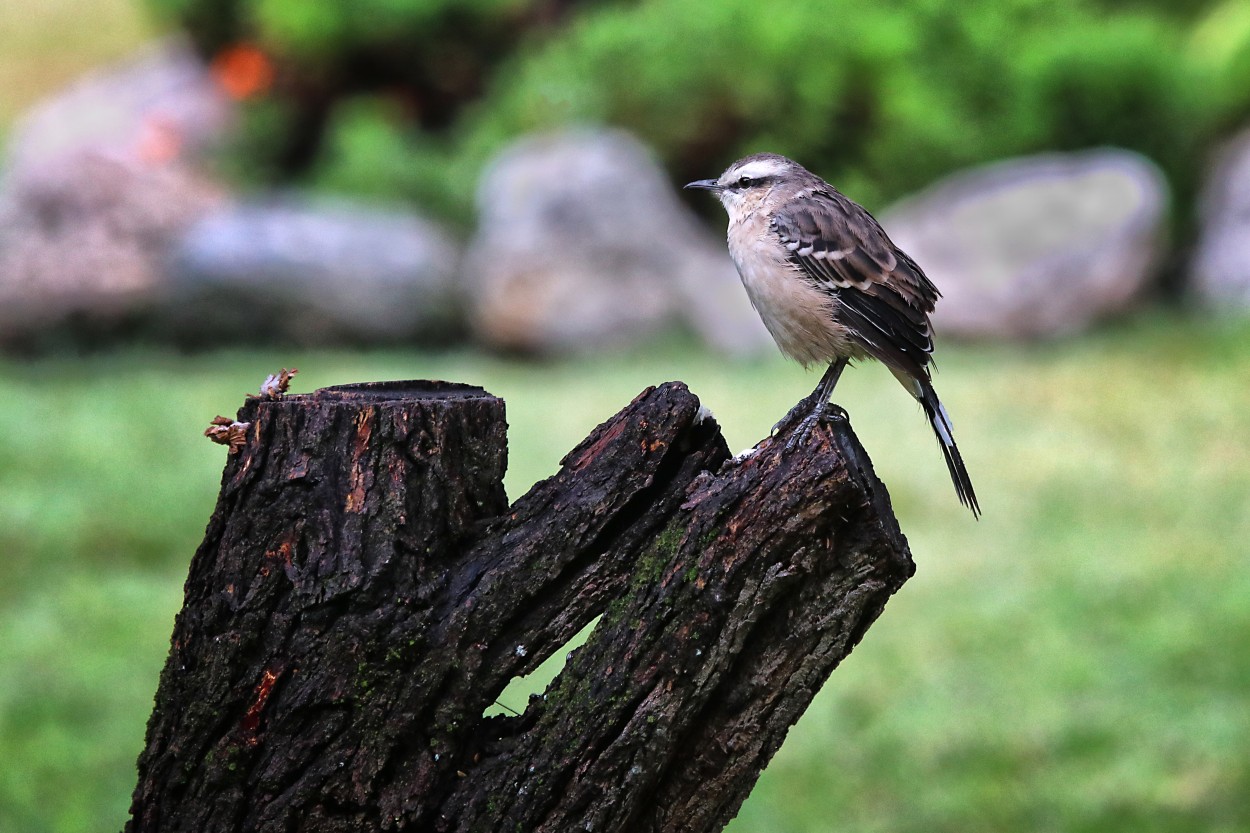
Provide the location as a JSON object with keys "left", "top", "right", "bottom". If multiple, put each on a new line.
{"left": 128, "top": 380, "right": 914, "bottom": 833}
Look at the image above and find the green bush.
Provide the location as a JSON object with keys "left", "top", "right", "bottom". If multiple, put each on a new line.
{"left": 489, "top": 0, "right": 1238, "bottom": 203}
{"left": 155, "top": 0, "right": 1250, "bottom": 225}
{"left": 147, "top": 0, "right": 527, "bottom": 55}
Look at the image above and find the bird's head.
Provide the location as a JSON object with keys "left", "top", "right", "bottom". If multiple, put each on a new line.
{"left": 684, "top": 153, "right": 803, "bottom": 216}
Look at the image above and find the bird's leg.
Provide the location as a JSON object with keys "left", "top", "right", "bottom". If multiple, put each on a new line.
{"left": 772, "top": 358, "right": 847, "bottom": 436}
{"left": 782, "top": 357, "right": 848, "bottom": 451}
{"left": 811, "top": 356, "right": 848, "bottom": 405}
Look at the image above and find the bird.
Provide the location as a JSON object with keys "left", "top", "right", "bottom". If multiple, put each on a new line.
{"left": 685, "top": 152, "right": 979, "bottom": 517}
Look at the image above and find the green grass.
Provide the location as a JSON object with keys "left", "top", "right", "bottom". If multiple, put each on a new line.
{"left": 1, "top": 312, "right": 1248, "bottom": 832}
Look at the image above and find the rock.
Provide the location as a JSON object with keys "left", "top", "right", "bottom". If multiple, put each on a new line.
{"left": 0, "top": 154, "right": 226, "bottom": 345}
{"left": 880, "top": 149, "right": 1169, "bottom": 340}
{"left": 4, "top": 38, "right": 232, "bottom": 174}
{"left": 464, "top": 129, "right": 772, "bottom": 355}
{"left": 0, "top": 38, "right": 232, "bottom": 345}
{"left": 163, "top": 196, "right": 464, "bottom": 345}
{"left": 1190, "top": 128, "right": 1250, "bottom": 308}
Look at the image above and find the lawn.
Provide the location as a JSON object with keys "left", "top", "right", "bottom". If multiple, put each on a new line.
{"left": 1, "top": 313, "right": 1248, "bottom": 832}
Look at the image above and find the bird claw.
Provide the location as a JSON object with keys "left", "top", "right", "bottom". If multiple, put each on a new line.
{"left": 783, "top": 413, "right": 820, "bottom": 451}
{"left": 771, "top": 397, "right": 815, "bottom": 437}
{"left": 823, "top": 403, "right": 849, "bottom": 423}
{"left": 781, "top": 402, "right": 847, "bottom": 451}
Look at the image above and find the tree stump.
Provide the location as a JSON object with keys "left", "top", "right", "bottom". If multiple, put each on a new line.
{"left": 127, "top": 379, "right": 914, "bottom": 833}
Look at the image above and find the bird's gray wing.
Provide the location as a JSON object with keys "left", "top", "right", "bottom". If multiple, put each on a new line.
{"left": 769, "top": 190, "right": 939, "bottom": 378}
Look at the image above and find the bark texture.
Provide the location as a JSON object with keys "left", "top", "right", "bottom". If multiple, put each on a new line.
{"left": 128, "top": 380, "right": 914, "bottom": 833}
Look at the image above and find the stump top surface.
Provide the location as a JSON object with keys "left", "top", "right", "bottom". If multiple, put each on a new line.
{"left": 310, "top": 380, "right": 496, "bottom": 402}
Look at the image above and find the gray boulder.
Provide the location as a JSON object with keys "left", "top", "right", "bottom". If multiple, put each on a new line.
{"left": 464, "top": 129, "right": 772, "bottom": 355}
{"left": 3, "top": 38, "right": 231, "bottom": 175}
{"left": 164, "top": 197, "right": 464, "bottom": 344}
{"left": 881, "top": 149, "right": 1169, "bottom": 340}
{"left": 1190, "top": 128, "right": 1250, "bottom": 308}
{"left": 0, "top": 154, "right": 226, "bottom": 343}
{"left": 0, "top": 38, "right": 231, "bottom": 344}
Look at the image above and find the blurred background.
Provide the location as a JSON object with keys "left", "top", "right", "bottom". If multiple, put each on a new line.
{"left": 3, "top": 0, "right": 1250, "bottom": 830}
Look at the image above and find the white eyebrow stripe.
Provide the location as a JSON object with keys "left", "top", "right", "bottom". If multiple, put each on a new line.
{"left": 730, "top": 158, "right": 791, "bottom": 180}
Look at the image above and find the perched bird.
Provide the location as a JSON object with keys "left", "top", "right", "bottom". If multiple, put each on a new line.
{"left": 686, "top": 153, "right": 979, "bottom": 517}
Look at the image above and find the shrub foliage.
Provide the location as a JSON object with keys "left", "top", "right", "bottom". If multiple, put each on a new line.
{"left": 150, "top": 0, "right": 1250, "bottom": 223}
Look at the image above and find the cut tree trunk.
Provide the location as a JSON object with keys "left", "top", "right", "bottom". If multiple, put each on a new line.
{"left": 127, "top": 379, "right": 914, "bottom": 833}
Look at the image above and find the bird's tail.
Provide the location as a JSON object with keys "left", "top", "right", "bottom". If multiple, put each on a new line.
{"left": 897, "top": 371, "right": 980, "bottom": 518}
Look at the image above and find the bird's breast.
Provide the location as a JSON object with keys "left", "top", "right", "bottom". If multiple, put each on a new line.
{"left": 727, "top": 219, "right": 859, "bottom": 367}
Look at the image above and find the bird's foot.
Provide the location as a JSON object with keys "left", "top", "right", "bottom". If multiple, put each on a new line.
{"left": 770, "top": 398, "right": 812, "bottom": 437}
{"left": 781, "top": 402, "right": 847, "bottom": 452}
{"left": 783, "top": 411, "right": 821, "bottom": 452}
{"left": 824, "top": 402, "right": 849, "bottom": 423}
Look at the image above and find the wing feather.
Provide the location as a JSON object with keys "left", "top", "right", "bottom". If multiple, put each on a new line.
{"left": 770, "top": 189, "right": 939, "bottom": 377}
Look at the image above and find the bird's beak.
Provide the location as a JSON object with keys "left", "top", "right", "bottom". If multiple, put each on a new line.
{"left": 684, "top": 179, "right": 720, "bottom": 191}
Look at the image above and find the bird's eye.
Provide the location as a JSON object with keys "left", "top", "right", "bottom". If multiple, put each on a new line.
{"left": 737, "top": 176, "right": 756, "bottom": 188}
